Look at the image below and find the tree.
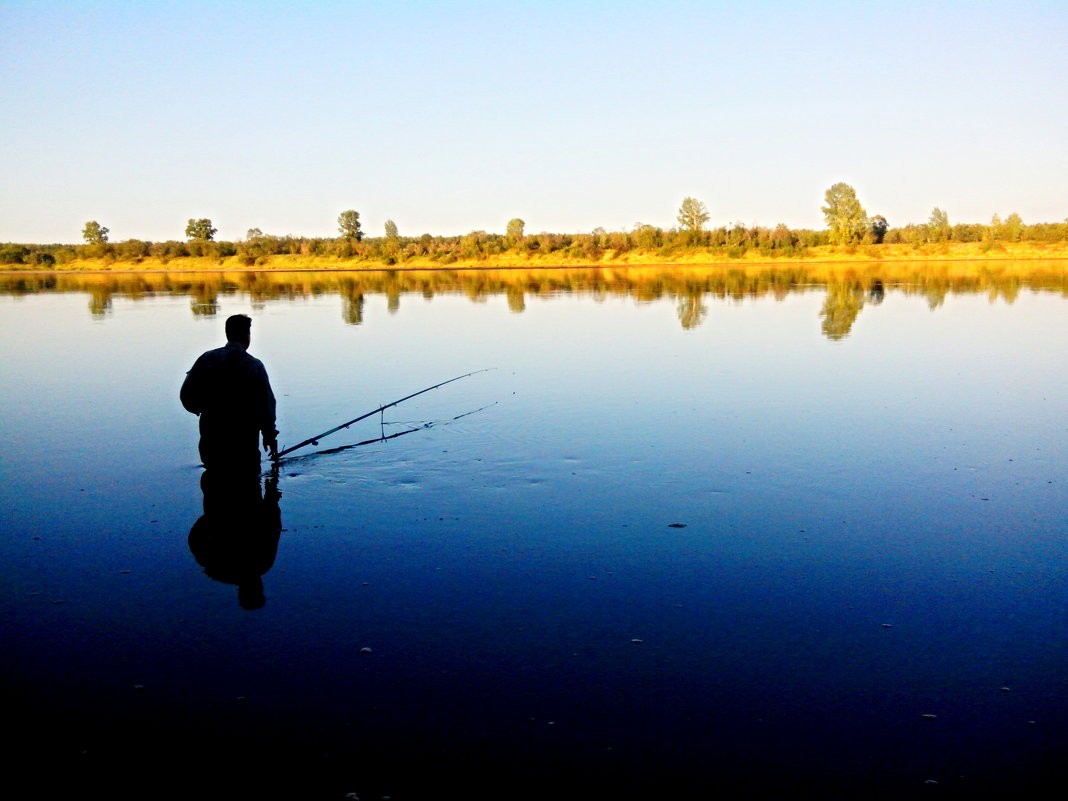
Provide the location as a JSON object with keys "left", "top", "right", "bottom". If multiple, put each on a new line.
{"left": 185, "top": 218, "right": 217, "bottom": 241}
{"left": 928, "top": 208, "right": 950, "bottom": 242}
{"left": 82, "top": 221, "right": 109, "bottom": 245}
{"left": 868, "top": 215, "right": 888, "bottom": 244}
{"left": 988, "top": 214, "right": 1003, "bottom": 241}
{"left": 246, "top": 227, "right": 264, "bottom": 240}
{"left": 506, "top": 218, "right": 525, "bottom": 247}
{"left": 1004, "top": 212, "right": 1024, "bottom": 242}
{"left": 677, "top": 197, "right": 710, "bottom": 241}
{"left": 633, "top": 223, "right": 663, "bottom": 250}
{"left": 384, "top": 219, "right": 399, "bottom": 240}
{"left": 338, "top": 210, "right": 363, "bottom": 241}
{"left": 821, "top": 183, "right": 869, "bottom": 245}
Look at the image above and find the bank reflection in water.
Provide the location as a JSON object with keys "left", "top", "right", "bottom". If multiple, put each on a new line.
{"left": 188, "top": 468, "right": 283, "bottom": 610}
{"left": 1, "top": 262, "right": 1065, "bottom": 339}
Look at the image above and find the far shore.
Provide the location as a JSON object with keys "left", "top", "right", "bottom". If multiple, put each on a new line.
{"left": 2, "top": 241, "right": 1067, "bottom": 277}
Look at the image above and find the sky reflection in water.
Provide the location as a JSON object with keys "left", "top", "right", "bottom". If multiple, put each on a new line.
{"left": 1, "top": 268, "right": 1066, "bottom": 799}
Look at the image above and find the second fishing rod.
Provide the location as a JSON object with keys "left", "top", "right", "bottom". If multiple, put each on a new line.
{"left": 272, "top": 368, "right": 493, "bottom": 461}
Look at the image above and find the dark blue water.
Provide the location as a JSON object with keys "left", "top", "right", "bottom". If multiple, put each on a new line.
{"left": 1, "top": 274, "right": 1066, "bottom": 799}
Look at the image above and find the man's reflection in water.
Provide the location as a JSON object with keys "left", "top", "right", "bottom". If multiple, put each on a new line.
{"left": 188, "top": 468, "right": 282, "bottom": 610}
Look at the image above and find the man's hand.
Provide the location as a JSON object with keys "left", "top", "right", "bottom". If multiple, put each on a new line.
{"left": 263, "top": 433, "right": 279, "bottom": 460}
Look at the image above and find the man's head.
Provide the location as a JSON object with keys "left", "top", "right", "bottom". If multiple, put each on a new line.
{"left": 225, "top": 314, "right": 252, "bottom": 347}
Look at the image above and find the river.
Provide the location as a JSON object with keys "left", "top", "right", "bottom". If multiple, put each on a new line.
{"left": 1, "top": 265, "right": 1066, "bottom": 799}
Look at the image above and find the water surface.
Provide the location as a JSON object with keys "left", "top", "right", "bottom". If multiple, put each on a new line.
{"left": 1, "top": 266, "right": 1066, "bottom": 799}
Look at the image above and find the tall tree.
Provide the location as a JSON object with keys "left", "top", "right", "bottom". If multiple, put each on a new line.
{"left": 506, "top": 218, "right": 525, "bottom": 247}
{"left": 821, "top": 183, "right": 869, "bottom": 245}
{"left": 338, "top": 210, "right": 363, "bottom": 241}
{"left": 988, "top": 214, "right": 1003, "bottom": 241}
{"left": 185, "top": 218, "right": 217, "bottom": 241}
{"left": 384, "top": 219, "right": 399, "bottom": 240}
{"left": 677, "top": 197, "right": 710, "bottom": 241}
{"left": 82, "top": 221, "right": 109, "bottom": 245}
{"left": 928, "top": 208, "right": 950, "bottom": 242}
{"left": 870, "top": 215, "right": 888, "bottom": 244}
{"left": 1004, "top": 212, "right": 1024, "bottom": 242}
{"left": 246, "top": 227, "right": 264, "bottom": 240}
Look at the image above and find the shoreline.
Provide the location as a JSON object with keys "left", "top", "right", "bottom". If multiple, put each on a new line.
{"left": 3, "top": 249, "right": 1068, "bottom": 277}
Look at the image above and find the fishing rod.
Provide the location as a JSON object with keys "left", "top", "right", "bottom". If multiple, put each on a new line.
{"left": 272, "top": 369, "right": 492, "bottom": 460}
{"left": 272, "top": 401, "right": 498, "bottom": 466}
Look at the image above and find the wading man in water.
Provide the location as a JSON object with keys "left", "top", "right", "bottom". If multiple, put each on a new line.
{"left": 181, "top": 314, "right": 278, "bottom": 470}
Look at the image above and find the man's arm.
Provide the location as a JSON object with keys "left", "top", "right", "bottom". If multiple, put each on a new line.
{"left": 253, "top": 360, "right": 279, "bottom": 458}
{"left": 179, "top": 360, "right": 203, "bottom": 415}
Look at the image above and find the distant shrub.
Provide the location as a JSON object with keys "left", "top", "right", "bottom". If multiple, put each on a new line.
{"left": 0, "top": 245, "right": 28, "bottom": 264}
{"left": 54, "top": 247, "right": 77, "bottom": 264}
{"left": 119, "top": 239, "right": 150, "bottom": 259}
{"left": 26, "top": 251, "right": 56, "bottom": 267}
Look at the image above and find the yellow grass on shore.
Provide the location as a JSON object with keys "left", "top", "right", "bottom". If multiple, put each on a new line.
{"left": 4, "top": 240, "right": 1067, "bottom": 277}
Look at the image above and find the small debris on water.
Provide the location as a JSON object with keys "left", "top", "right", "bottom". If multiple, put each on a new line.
{"left": 881, "top": 623, "right": 893, "bottom": 628}
{"left": 630, "top": 638, "right": 643, "bottom": 644}
{"left": 120, "top": 570, "right": 130, "bottom": 574}
{"left": 924, "top": 779, "right": 939, "bottom": 785}
{"left": 133, "top": 684, "right": 145, "bottom": 691}
{"left": 668, "top": 523, "right": 687, "bottom": 528}
{"left": 921, "top": 713, "right": 937, "bottom": 720}
{"left": 360, "top": 647, "right": 373, "bottom": 654}
{"left": 999, "top": 686, "right": 1012, "bottom": 692}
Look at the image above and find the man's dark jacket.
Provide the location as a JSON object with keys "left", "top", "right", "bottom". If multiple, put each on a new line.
{"left": 180, "top": 341, "right": 277, "bottom": 469}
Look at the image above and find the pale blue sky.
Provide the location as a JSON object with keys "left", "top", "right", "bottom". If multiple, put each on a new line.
{"left": 2, "top": 0, "right": 1065, "bottom": 243}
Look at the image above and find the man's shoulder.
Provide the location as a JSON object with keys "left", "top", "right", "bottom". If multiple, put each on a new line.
{"left": 191, "top": 343, "right": 256, "bottom": 370}
{"left": 191, "top": 345, "right": 230, "bottom": 366}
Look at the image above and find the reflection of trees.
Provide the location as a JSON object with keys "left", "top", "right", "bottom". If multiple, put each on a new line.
{"left": 384, "top": 273, "right": 401, "bottom": 314}
{"left": 343, "top": 293, "right": 364, "bottom": 325}
{"left": 925, "top": 287, "right": 947, "bottom": 310}
{"left": 820, "top": 284, "right": 865, "bottom": 341}
{"left": 87, "top": 286, "right": 112, "bottom": 317}
{"left": 506, "top": 287, "right": 525, "bottom": 313}
{"left": 994, "top": 279, "right": 1019, "bottom": 304}
{"left": 1, "top": 263, "right": 1064, "bottom": 333}
{"left": 190, "top": 284, "right": 218, "bottom": 316}
{"left": 869, "top": 280, "right": 885, "bottom": 305}
{"left": 677, "top": 292, "right": 707, "bottom": 330}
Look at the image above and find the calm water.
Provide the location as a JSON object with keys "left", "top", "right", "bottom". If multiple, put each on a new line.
{"left": 1, "top": 267, "right": 1066, "bottom": 799}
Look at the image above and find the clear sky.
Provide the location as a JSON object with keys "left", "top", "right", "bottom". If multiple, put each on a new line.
{"left": 2, "top": 0, "right": 1065, "bottom": 244}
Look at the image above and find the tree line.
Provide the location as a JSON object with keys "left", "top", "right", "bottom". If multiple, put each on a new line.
{"left": 3, "top": 187, "right": 1067, "bottom": 268}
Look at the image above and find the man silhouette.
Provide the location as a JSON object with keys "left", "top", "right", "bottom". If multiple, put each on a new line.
{"left": 181, "top": 314, "right": 278, "bottom": 470}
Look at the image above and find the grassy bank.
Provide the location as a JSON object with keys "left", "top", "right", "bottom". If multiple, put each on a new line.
{"left": 5, "top": 240, "right": 1067, "bottom": 275}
